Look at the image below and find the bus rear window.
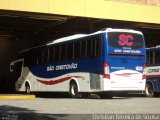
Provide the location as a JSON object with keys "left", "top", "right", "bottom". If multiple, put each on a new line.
{"left": 108, "top": 32, "right": 144, "bottom": 49}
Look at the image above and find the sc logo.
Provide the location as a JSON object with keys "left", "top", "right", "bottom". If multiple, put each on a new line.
{"left": 118, "top": 34, "right": 134, "bottom": 46}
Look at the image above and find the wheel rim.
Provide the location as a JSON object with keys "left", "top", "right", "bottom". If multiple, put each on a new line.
{"left": 26, "top": 86, "right": 30, "bottom": 94}
{"left": 146, "top": 85, "right": 153, "bottom": 96}
{"left": 71, "top": 84, "right": 77, "bottom": 96}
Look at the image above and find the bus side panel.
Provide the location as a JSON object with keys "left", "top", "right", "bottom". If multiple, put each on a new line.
{"left": 27, "top": 58, "right": 103, "bottom": 92}
{"left": 146, "top": 66, "right": 160, "bottom": 92}
{"left": 56, "top": 73, "right": 89, "bottom": 92}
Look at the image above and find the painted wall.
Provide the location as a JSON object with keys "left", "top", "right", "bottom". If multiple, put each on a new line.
{"left": 0, "top": 0, "right": 160, "bottom": 24}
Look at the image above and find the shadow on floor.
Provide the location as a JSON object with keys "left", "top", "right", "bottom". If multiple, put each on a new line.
{"left": 0, "top": 105, "right": 91, "bottom": 120}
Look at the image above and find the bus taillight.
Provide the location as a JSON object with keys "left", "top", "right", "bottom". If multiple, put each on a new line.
{"left": 142, "top": 64, "right": 146, "bottom": 80}
{"left": 103, "top": 62, "right": 110, "bottom": 79}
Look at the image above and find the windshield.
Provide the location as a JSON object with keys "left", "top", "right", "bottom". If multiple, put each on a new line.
{"left": 108, "top": 32, "right": 144, "bottom": 55}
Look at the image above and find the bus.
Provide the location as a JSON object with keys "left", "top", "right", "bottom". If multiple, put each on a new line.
{"left": 10, "top": 28, "right": 146, "bottom": 98}
{"left": 145, "top": 46, "right": 160, "bottom": 97}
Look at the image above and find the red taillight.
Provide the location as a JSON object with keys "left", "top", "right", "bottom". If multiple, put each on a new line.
{"left": 103, "top": 62, "right": 110, "bottom": 79}
{"left": 142, "top": 64, "right": 146, "bottom": 80}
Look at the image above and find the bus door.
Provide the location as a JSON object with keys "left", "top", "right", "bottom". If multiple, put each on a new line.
{"left": 107, "top": 32, "right": 146, "bottom": 89}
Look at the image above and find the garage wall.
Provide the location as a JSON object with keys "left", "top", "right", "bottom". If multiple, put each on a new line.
{"left": 0, "top": 0, "right": 160, "bottom": 24}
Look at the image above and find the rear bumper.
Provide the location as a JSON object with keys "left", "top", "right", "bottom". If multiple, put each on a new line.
{"left": 103, "top": 78, "right": 146, "bottom": 91}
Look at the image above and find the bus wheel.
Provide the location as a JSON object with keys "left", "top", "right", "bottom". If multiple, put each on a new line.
{"left": 145, "top": 83, "right": 154, "bottom": 97}
{"left": 69, "top": 82, "right": 82, "bottom": 98}
{"left": 25, "top": 83, "right": 31, "bottom": 94}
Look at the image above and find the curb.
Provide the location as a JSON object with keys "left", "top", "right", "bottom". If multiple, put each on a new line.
{"left": 0, "top": 94, "right": 36, "bottom": 99}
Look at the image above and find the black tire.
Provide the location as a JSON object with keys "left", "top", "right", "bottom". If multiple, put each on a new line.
{"left": 25, "top": 84, "right": 31, "bottom": 94}
{"left": 145, "top": 83, "right": 154, "bottom": 97}
{"left": 69, "top": 82, "right": 82, "bottom": 98}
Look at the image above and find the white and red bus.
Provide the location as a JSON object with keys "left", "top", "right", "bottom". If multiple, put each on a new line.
{"left": 10, "top": 28, "right": 146, "bottom": 98}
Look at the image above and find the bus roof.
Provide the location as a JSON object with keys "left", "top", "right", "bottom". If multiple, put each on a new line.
{"left": 47, "top": 28, "right": 143, "bottom": 45}
{"left": 47, "top": 34, "right": 87, "bottom": 45}
{"left": 19, "top": 32, "right": 96, "bottom": 54}
{"left": 18, "top": 28, "right": 143, "bottom": 54}
{"left": 92, "top": 28, "right": 143, "bottom": 35}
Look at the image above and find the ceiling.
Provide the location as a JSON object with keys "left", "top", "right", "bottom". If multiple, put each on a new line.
{"left": 0, "top": 10, "right": 160, "bottom": 46}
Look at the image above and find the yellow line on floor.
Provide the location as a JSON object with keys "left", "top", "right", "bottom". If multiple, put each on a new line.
{"left": 0, "top": 94, "right": 36, "bottom": 99}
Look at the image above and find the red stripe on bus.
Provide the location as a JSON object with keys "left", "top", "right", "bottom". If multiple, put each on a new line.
{"left": 37, "top": 76, "right": 84, "bottom": 85}
{"left": 115, "top": 73, "right": 139, "bottom": 76}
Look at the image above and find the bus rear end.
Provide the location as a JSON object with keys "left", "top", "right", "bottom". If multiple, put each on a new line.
{"left": 103, "top": 29, "right": 146, "bottom": 92}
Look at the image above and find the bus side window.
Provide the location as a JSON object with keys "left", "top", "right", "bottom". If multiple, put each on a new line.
{"left": 149, "top": 51, "right": 154, "bottom": 65}
{"left": 37, "top": 48, "right": 43, "bottom": 64}
{"left": 48, "top": 47, "right": 56, "bottom": 63}
{"left": 43, "top": 47, "right": 49, "bottom": 63}
{"left": 155, "top": 51, "right": 160, "bottom": 65}
{"left": 92, "top": 38, "right": 96, "bottom": 57}
{"left": 74, "top": 42, "right": 81, "bottom": 59}
{"left": 95, "top": 37, "right": 102, "bottom": 57}
{"left": 81, "top": 40, "right": 87, "bottom": 58}
{"left": 26, "top": 51, "right": 35, "bottom": 66}
{"left": 60, "top": 44, "right": 67, "bottom": 61}
{"left": 55, "top": 45, "right": 60, "bottom": 62}
{"left": 146, "top": 51, "right": 150, "bottom": 65}
{"left": 32, "top": 50, "right": 39, "bottom": 65}
{"left": 87, "top": 39, "right": 92, "bottom": 57}
{"left": 67, "top": 43, "right": 74, "bottom": 60}
{"left": 49, "top": 47, "right": 53, "bottom": 62}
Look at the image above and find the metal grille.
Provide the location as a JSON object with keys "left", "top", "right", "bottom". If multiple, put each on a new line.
{"left": 90, "top": 73, "right": 101, "bottom": 89}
